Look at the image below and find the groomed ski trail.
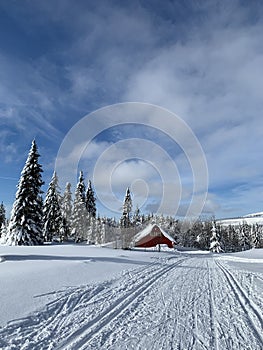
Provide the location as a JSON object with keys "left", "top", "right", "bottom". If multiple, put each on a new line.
{"left": 0, "top": 254, "right": 262, "bottom": 350}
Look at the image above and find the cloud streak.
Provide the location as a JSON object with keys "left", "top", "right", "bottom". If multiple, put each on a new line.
{"left": 1, "top": 0, "right": 263, "bottom": 218}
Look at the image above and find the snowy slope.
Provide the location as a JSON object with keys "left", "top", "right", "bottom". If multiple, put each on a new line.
{"left": 217, "top": 217, "right": 263, "bottom": 226}
{"left": 0, "top": 245, "right": 263, "bottom": 349}
{"left": 0, "top": 244, "right": 160, "bottom": 327}
{"left": 243, "top": 211, "right": 263, "bottom": 218}
{"left": 217, "top": 211, "right": 263, "bottom": 226}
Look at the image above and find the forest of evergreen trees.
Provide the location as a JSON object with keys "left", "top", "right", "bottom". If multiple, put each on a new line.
{"left": 0, "top": 140, "right": 263, "bottom": 251}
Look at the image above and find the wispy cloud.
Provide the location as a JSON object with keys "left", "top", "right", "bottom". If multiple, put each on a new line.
{"left": 1, "top": 0, "right": 263, "bottom": 218}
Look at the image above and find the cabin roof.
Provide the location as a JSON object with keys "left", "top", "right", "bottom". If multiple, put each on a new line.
{"left": 134, "top": 224, "right": 175, "bottom": 244}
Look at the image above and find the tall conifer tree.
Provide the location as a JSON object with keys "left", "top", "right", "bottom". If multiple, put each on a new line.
{"left": 0, "top": 202, "right": 6, "bottom": 228}
{"left": 7, "top": 140, "right": 44, "bottom": 245}
{"left": 43, "top": 171, "right": 62, "bottom": 242}
{"left": 61, "top": 182, "right": 73, "bottom": 241}
{"left": 86, "top": 180, "right": 96, "bottom": 219}
{"left": 72, "top": 171, "right": 88, "bottom": 242}
{"left": 209, "top": 223, "right": 222, "bottom": 253}
{"left": 120, "top": 187, "right": 132, "bottom": 228}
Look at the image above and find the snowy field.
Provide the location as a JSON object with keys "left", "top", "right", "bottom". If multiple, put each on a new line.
{"left": 0, "top": 245, "right": 263, "bottom": 350}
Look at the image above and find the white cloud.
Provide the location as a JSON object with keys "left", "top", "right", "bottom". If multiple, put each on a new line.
{"left": 0, "top": 54, "right": 63, "bottom": 140}
{"left": 2, "top": 0, "right": 263, "bottom": 218}
{"left": 118, "top": 7, "right": 263, "bottom": 217}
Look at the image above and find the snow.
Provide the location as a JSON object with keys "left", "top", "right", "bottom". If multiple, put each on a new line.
{"left": 217, "top": 210, "right": 263, "bottom": 227}
{"left": 133, "top": 223, "right": 175, "bottom": 243}
{"left": 217, "top": 215, "right": 263, "bottom": 226}
{"left": 0, "top": 244, "right": 263, "bottom": 349}
{"left": 243, "top": 211, "right": 263, "bottom": 218}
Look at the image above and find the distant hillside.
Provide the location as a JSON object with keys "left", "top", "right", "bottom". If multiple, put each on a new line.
{"left": 217, "top": 212, "right": 263, "bottom": 226}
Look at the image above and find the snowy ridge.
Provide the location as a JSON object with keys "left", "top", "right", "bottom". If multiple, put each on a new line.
{"left": 217, "top": 210, "right": 263, "bottom": 226}
{"left": 217, "top": 216, "right": 263, "bottom": 226}
{"left": 243, "top": 212, "right": 263, "bottom": 218}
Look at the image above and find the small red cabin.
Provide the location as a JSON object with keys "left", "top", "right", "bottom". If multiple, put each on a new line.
{"left": 133, "top": 224, "right": 175, "bottom": 249}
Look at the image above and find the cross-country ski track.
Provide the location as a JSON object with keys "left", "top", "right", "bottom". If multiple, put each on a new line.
{"left": 0, "top": 249, "right": 263, "bottom": 350}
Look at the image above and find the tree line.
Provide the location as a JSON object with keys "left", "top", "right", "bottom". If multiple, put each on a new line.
{"left": 0, "top": 140, "right": 263, "bottom": 251}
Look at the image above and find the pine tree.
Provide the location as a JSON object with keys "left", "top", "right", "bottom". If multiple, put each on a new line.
{"left": 61, "top": 182, "right": 73, "bottom": 241}
{"left": 7, "top": 140, "right": 44, "bottom": 245}
{"left": 86, "top": 180, "right": 96, "bottom": 219}
{"left": 255, "top": 226, "right": 263, "bottom": 248}
{"left": 43, "top": 171, "right": 63, "bottom": 242}
{"left": 72, "top": 171, "right": 88, "bottom": 242}
{"left": 190, "top": 219, "right": 203, "bottom": 248}
{"left": 133, "top": 205, "right": 141, "bottom": 226}
{"left": 239, "top": 224, "right": 252, "bottom": 251}
{"left": 78, "top": 171, "right": 86, "bottom": 201}
{"left": 0, "top": 202, "right": 6, "bottom": 228}
{"left": 120, "top": 187, "right": 132, "bottom": 228}
{"left": 209, "top": 223, "right": 222, "bottom": 253}
{"left": 95, "top": 216, "right": 104, "bottom": 245}
{"left": 229, "top": 225, "right": 240, "bottom": 252}
{"left": 0, "top": 223, "right": 8, "bottom": 244}
{"left": 87, "top": 216, "right": 96, "bottom": 244}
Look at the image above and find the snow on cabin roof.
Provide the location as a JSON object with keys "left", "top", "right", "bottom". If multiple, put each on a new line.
{"left": 133, "top": 224, "right": 175, "bottom": 243}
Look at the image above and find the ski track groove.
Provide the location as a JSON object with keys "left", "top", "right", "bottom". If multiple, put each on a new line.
{"left": 207, "top": 260, "right": 219, "bottom": 350}
{"left": 50, "top": 259, "right": 169, "bottom": 345}
{"left": 215, "top": 260, "right": 263, "bottom": 348}
{"left": 0, "top": 258, "right": 172, "bottom": 350}
{"left": 99, "top": 257, "right": 211, "bottom": 350}
{"left": 55, "top": 257, "right": 187, "bottom": 350}
{"left": 1, "top": 254, "right": 263, "bottom": 350}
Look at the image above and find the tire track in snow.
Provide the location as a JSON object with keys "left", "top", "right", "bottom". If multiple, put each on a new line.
{"left": 54, "top": 257, "right": 187, "bottom": 350}
{"left": 215, "top": 260, "right": 263, "bottom": 348}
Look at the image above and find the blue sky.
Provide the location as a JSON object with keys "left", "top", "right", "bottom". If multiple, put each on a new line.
{"left": 1, "top": 0, "right": 263, "bottom": 219}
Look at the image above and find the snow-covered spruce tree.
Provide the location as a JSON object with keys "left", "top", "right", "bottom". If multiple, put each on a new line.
{"left": 133, "top": 205, "right": 142, "bottom": 226}
{"left": 87, "top": 216, "right": 96, "bottom": 244}
{"left": 95, "top": 216, "right": 105, "bottom": 245}
{"left": 60, "top": 182, "right": 73, "bottom": 241}
{"left": 0, "top": 202, "right": 6, "bottom": 228}
{"left": 43, "top": 171, "right": 63, "bottom": 242}
{"left": 7, "top": 140, "right": 44, "bottom": 245}
{"left": 252, "top": 224, "right": 263, "bottom": 248}
{"left": 0, "top": 202, "right": 6, "bottom": 240}
{"left": 120, "top": 187, "right": 132, "bottom": 228}
{"left": 72, "top": 171, "right": 88, "bottom": 242}
{"left": 197, "top": 220, "right": 211, "bottom": 250}
{"left": 86, "top": 180, "right": 96, "bottom": 219}
{"left": 190, "top": 219, "right": 203, "bottom": 248}
{"left": 120, "top": 188, "right": 134, "bottom": 248}
{"left": 228, "top": 225, "right": 240, "bottom": 252}
{"left": 0, "top": 223, "right": 8, "bottom": 244}
{"left": 209, "top": 223, "right": 222, "bottom": 253}
{"left": 78, "top": 170, "right": 86, "bottom": 201}
{"left": 239, "top": 224, "right": 252, "bottom": 251}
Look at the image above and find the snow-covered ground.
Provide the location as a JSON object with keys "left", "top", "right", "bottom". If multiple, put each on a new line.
{"left": 0, "top": 244, "right": 263, "bottom": 349}
{"left": 217, "top": 211, "right": 263, "bottom": 226}
{"left": 217, "top": 217, "right": 263, "bottom": 226}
